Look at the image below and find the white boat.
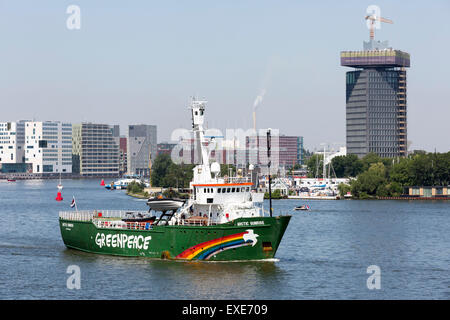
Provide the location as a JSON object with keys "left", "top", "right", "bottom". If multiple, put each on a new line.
{"left": 105, "top": 178, "right": 149, "bottom": 190}
{"left": 57, "top": 173, "right": 63, "bottom": 190}
{"left": 289, "top": 189, "right": 339, "bottom": 200}
{"left": 146, "top": 198, "right": 185, "bottom": 212}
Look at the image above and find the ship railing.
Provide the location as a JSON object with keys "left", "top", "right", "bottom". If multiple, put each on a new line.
{"left": 93, "top": 219, "right": 153, "bottom": 231}
{"left": 178, "top": 218, "right": 219, "bottom": 226}
{"left": 223, "top": 176, "right": 251, "bottom": 184}
{"left": 59, "top": 210, "right": 95, "bottom": 221}
{"left": 59, "top": 210, "right": 147, "bottom": 222}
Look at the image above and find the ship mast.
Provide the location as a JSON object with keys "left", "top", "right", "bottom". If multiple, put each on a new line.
{"left": 267, "top": 129, "right": 273, "bottom": 217}
{"left": 190, "top": 97, "right": 212, "bottom": 183}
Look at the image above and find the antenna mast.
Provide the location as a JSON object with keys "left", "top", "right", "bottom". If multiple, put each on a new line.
{"left": 267, "top": 129, "right": 273, "bottom": 218}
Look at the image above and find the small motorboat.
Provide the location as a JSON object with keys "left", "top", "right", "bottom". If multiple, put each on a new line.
{"left": 294, "top": 205, "right": 310, "bottom": 211}
{"left": 7, "top": 179, "right": 16, "bottom": 182}
{"left": 146, "top": 197, "right": 185, "bottom": 212}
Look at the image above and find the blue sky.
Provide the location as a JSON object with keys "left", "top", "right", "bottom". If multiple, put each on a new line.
{"left": 1, "top": 0, "right": 449, "bottom": 152}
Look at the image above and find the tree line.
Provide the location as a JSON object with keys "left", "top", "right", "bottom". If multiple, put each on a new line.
{"left": 306, "top": 151, "right": 450, "bottom": 199}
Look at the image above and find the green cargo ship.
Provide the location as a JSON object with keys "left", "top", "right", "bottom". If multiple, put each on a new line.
{"left": 59, "top": 98, "right": 291, "bottom": 261}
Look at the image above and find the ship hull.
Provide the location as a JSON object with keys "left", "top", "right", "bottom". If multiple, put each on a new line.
{"left": 59, "top": 216, "right": 291, "bottom": 261}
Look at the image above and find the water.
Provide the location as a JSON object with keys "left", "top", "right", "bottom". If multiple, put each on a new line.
{"left": 0, "top": 179, "right": 449, "bottom": 299}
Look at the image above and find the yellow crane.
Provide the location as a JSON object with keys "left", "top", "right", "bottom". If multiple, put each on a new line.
{"left": 365, "top": 13, "right": 393, "bottom": 40}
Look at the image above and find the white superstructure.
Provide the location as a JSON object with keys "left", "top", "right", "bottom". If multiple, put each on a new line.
{"left": 170, "top": 98, "right": 266, "bottom": 225}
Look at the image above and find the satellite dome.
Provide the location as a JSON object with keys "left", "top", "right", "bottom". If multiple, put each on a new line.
{"left": 211, "top": 162, "right": 220, "bottom": 174}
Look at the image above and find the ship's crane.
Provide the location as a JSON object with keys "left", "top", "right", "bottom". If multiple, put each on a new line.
{"left": 365, "top": 13, "right": 393, "bottom": 40}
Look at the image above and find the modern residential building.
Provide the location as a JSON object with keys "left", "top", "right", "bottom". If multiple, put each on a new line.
{"left": 72, "top": 123, "right": 119, "bottom": 177}
{"left": 0, "top": 121, "right": 27, "bottom": 173}
{"left": 25, "top": 121, "right": 72, "bottom": 174}
{"left": 341, "top": 37, "right": 410, "bottom": 158}
{"left": 127, "top": 124, "right": 157, "bottom": 177}
{"left": 245, "top": 132, "right": 303, "bottom": 170}
{"left": 278, "top": 135, "right": 304, "bottom": 167}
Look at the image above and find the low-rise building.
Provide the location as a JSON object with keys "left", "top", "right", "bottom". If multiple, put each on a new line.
{"left": 403, "top": 186, "right": 449, "bottom": 199}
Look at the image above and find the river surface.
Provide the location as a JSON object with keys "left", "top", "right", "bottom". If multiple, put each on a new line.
{"left": 0, "top": 179, "right": 449, "bottom": 299}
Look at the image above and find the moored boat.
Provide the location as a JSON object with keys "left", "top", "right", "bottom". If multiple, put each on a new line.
{"left": 105, "top": 178, "right": 149, "bottom": 190}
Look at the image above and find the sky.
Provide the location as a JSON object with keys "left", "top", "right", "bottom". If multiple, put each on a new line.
{"left": 1, "top": 0, "right": 449, "bottom": 152}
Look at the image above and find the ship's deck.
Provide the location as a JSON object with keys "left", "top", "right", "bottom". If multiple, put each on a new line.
{"left": 59, "top": 210, "right": 220, "bottom": 230}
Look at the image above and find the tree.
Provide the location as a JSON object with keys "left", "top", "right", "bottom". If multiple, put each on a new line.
{"left": 151, "top": 154, "right": 174, "bottom": 187}
{"left": 432, "top": 152, "right": 450, "bottom": 186}
{"left": 389, "top": 158, "right": 412, "bottom": 186}
{"left": 337, "top": 182, "right": 352, "bottom": 197}
{"left": 385, "top": 181, "right": 403, "bottom": 196}
{"left": 351, "top": 162, "right": 387, "bottom": 198}
{"left": 409, "top": 153, "right": 434, "bottom": 186}
{"left": 361, "top": 152, "right": 382, "bottom": 171}
{"left": 331, "top": 154, "right": 364, "bottom": 177}
{"left": 306, "top": 154, "right": 323, "bottom": 178}
{"left": 127, "top": 181, "right": 145, "bottom": 194}
{"left": 220, "top": 164, "right": 236, "bottom": 177}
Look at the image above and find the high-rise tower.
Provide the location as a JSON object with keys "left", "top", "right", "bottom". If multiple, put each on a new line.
{"left": 340, "top": 16, "right": 410, "bottom": 158}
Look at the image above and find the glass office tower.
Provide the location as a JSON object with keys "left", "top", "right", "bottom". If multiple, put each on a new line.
{"left": 341, "top": 44, "right": 410, "bottom": 158}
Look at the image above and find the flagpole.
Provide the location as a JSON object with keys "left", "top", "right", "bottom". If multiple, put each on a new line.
{"left": 73, "top": 196, "right": 78, "bottom": 213}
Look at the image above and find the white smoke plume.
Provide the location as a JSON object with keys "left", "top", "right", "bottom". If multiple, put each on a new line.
{"left": 253, "top": 88, "right": 266, "bottom": 110}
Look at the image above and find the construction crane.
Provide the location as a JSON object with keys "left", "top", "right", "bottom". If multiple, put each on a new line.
{"left": 365, "top": 13, "right": 393, "bottom": 40}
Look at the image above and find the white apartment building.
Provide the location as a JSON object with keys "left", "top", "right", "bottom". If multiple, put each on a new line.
{"left": 0, "top": 121, "right": 26, "bottom": 164}
{"left": 25, "top": 121, "right": 72, "bottom": 174}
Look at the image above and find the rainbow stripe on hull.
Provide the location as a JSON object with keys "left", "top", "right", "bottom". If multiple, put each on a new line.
{"left": 175, "top": 230, "right": 258, "bottom": 260}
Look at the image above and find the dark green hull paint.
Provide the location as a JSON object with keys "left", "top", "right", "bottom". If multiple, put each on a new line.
{"left": 59, "top": 216, "right": 291, "bottom": 261}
